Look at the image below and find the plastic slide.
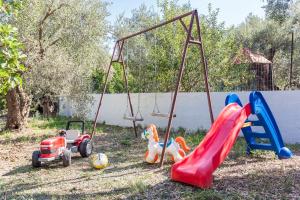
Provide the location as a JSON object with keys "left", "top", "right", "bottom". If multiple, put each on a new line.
{"left": 171, "top": 103, "right": 251, "bottom": 188}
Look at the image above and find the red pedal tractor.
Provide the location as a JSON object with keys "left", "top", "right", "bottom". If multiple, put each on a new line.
{"left": 32, "top": 120, "right": 92, "bottom": 167}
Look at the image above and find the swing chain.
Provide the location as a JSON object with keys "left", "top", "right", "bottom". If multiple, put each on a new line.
{"left": 123, "top": 40, "right": 134, "bottom": 119}
{"left": 135, "top": 38, "right": 144, "bottom": 121}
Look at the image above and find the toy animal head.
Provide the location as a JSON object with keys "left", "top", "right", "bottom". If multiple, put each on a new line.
{"left": 141, "top": 129, "right": 151, "bottom": 140}
{"left": 141, "top": 124, "right": 159, "bottom": 142}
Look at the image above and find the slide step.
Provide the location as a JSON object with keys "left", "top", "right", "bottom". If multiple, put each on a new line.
{"left": 245, "top": 120, "right": 263, "bottom": 126}
{"left": 251, "top": 132, "right": 269, "bottom": 139}
{"left": 250, "top": 143, "right": 273, "bottom": 150}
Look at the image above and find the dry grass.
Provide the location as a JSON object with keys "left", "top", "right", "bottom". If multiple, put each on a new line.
{"left": 0, "top": 116, "right": 5, "bottom": 132}
{"left": 0, "top": 117, "right": 299, "bottom": 200}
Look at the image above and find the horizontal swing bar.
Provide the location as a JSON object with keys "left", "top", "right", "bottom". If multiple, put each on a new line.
{"left": 151, "top": 112, "right": 176, "bottom": 118}
{"left": 117, "top": 10, "right": 196, "bottom": 42}
{"left": 112, "top": 60, "right": 123, "bottom": 63}
{"left": 189, "top": 40, "right": 201, "bottom": 45}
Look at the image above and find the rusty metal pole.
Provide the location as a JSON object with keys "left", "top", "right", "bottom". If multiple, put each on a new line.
{"left": 194, "top": 10, "right": 214, "bottom": 124}
{"left": 117, "top": 10, "right": 195, "bottom": 42}
{"left": 118, "top": 40, "right": 138, "bottom": 137}
{"left": 290, "top": 30, "right": 294, "bottom": 89}
{"left": 159, "top": 12, "right": 195, "bottom": 167}
{"left": 91, "top": 42, "right": 118, "bottom": 139}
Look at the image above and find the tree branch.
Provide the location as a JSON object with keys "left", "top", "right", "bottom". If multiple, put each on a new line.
{"left": 45, "top": 37, "right": 62, "bottom": 51}
{"left": 38, "top": 2, "right": 69, "bottom": 58}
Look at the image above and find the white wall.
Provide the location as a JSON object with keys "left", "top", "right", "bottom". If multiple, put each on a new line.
{"left": 59, "top": 91, "right": 300, "bottom": 144}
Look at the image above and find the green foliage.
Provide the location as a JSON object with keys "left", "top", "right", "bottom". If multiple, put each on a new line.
{"left": 92, "top": 68, "right": 106, "bottom": 93}
{"left": 111, "top": 1, "right": 242, "bottom": 93}
{"left": 196, "top": 4, "right": 242, "bottom": 91}
{"left": 91, "top": 64, "right": 132, "bottom": 93}
{"left": 263, "top": 0, "right": 292, "bottom": 23}
{"left": 235, "top": 10, "right": 299, "bottom": 89}
{"left": 109, "top": 64, "right": 127, "bottom": 93}
{"left": 0, "top": 0, "right": 26, "bottom": 95}
{"left": 14, "top": 0, "right": 109, "bottom": 117}
{"left": 0, "top": 0, "right": 22, "bottom": 15}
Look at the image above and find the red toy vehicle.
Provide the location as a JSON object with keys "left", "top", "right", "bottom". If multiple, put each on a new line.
{"left": 32, "top": 120, "right": 92, "bottom": 167}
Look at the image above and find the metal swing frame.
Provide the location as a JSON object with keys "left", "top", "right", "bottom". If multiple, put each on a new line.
{"left": 91, "top": 9, "right": 214, "bottom": 167}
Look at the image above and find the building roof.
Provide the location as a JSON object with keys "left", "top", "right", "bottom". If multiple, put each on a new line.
{"left": 233, "top": 48, "right": 272, "bottom": 64}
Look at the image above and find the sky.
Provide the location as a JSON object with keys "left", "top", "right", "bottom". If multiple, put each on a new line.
{"left": 107, "top": 0, "right": 266, "bottom": 27}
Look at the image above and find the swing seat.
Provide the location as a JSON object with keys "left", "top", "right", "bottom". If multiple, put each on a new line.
{"left": 123, "top": 115, "right": 144, "bottom": 122}
{"left": 151, "top": 112, "right": 176, "bottom": 118}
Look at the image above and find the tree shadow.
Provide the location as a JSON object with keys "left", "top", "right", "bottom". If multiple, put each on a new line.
{"left": 214, "top": 167, "right": 300, "bottom": 198}
{"left": 3, "top": 154, "right": 89, "bottom": 176}
{"left": 2, "top": 188, "right": 131, "bottom": 200}
{"left": 2, "top": 176, "right": 88, "bottom": 195}
{"left": 124, "top": 178, "right": 196, "bottom": 199}
{"left": 125, "top": 165, "right": 300, "bottom": 199}
{"left": 220, "top": 155, "right": 273, "bottom": 168}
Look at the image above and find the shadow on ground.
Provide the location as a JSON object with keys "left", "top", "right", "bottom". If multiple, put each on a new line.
{"left": 1, "top": 120, "right": 300, "bottom": 200}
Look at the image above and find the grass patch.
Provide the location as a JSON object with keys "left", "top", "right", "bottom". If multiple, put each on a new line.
{"left": 1, "top": 130, "right": 12, "bottom": 138}
{"left": 129, "top": 180, "right": 149, "bottom": 194}
{"left": 185, "top": 131, "right": 206, "bottom": 147}
{"left": 30, "top": 116, "right": 74, "bottom": 130}
{"left": 0, "top": 116, "right": 109, "bottom": 144}
{"left": 190, "top": 190, "right": 224, "bottom": 200}
{"left": 120, "top": 139, "right": 132, "bottom": 146}
{"left": 185, "top": 189, "right": 246, "bottom": 200}
{"left": 286, "top": 143, "right": 300, "bottom": 152}
{"left": 1, "top": 116, "right": 300, "bottom": 199}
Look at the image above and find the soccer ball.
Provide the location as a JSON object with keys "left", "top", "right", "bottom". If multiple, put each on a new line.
{"left": 90, "top": 153, "right": 108, "bottom": 169}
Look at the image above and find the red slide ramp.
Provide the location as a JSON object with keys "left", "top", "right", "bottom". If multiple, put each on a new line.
{"left": 171, "top": 103, "right": 251, "bottom": 188}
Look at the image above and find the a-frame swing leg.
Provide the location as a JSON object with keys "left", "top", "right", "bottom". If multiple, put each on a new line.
{"left": 178, "top": 11, "right": 214, "bottom": 124}
{"left": 117, "top": 40, "right": 138, "bottom": 137}
{"left": 159, "top": 11, "right": 214, "bottom": 167}
{"left": 91, "top": 42, "right": 118, "bottom": 139}
{"left": 194, "top": 10, "right": 214, "bottom": 124}
{"left": 159, "top": 11, "right": 196, "bottom": 167}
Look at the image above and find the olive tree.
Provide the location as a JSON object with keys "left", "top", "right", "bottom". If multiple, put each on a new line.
{"left": 15, "top": 0, "right": 110, "bottom": 118}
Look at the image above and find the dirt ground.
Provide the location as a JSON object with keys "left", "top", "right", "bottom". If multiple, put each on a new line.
{"left": 0, "top": 118, "right": 300, "bottom": 200}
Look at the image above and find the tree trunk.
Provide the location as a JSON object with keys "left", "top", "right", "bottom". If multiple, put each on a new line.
{"left": 268, "top": 47, "right": 276, "bottom": 63}
{"left": 41, "top": 96, "right": 55, "bottom": 118}
{"left": 5, "top": 86, "right": 31, "bottom": 130}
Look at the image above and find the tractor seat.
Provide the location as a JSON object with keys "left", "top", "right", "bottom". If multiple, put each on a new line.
{"left": 66, "top": 130, "right": 80, "bottom": 143}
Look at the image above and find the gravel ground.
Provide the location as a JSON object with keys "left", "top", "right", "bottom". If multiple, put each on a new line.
{"left": 0, "top": 118, "right": 299, "bottom": 200}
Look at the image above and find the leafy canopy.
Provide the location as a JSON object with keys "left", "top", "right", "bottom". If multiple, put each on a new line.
{"left": 0, "top": 0, "right": 26, "bottom": 95}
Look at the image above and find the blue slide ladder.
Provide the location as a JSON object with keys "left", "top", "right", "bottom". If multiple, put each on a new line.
{"left": 225, "top": 91, "right": 292, "bottom": 159}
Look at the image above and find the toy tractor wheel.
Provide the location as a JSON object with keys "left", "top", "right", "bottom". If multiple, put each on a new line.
{"left": 79, "top": 139, "right": 92, "bottom": 158}
{"left": 62, "top": 150, "right": 71, "bottom": 167}
{"left": 32, "top": 150, "right": 42, "bottom": 168}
